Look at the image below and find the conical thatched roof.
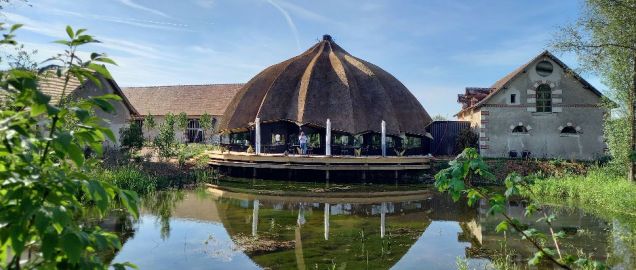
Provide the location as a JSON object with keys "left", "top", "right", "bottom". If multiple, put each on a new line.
{"left": 219, "top": 35, "right": 432, "bottom": 136}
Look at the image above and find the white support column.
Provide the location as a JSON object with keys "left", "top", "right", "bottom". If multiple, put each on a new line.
{"left": 324, "top": 203, "right": 330, "bottom": 240}
{"left": 255, "top": 117, "right": 261, "bottom": 155}
{"left": 381, "top": 120, "right": 387, "bottom": 157}
{"left": 252, "top": 199, "right": 259, "bottom": 236}
{"left": 325, "top": 119, "right": 332, "bottom": 156}
{"left": 380, "top": 202, "right": 386, "bottom": 238}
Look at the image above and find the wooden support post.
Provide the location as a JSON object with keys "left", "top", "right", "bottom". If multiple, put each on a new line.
{"left": 253, "top": 167, "right": 257, "bottom": 178}
{"left": 361, "top": 170, "right": 366, "bottom": 183}
{"left": 325, "top": 170, "right": 330, "bottom": 181}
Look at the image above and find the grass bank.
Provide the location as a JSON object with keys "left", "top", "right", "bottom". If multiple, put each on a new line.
{"left": 525, "top": 166, "right": 636, "bottom": 222}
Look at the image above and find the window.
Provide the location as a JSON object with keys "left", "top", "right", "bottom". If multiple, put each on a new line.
{"left": 512, "top": 125, "right": 528, "bottom": 133}
{"left": 510, "top": 94, "right": 516, "bottom": 104}
{"left": 561, "top": 126, "right": 577, "bottom": 134}
{"left": 536, "top": 61, "right": 553, "bottom": 77}
{"left": 536, "top": 84, "right": 552, "bottom": 112}
{"left": 187, "top": 119, "right": 203, "bottom": 143}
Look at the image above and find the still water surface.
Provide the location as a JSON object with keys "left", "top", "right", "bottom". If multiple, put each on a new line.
{"left": 108, "top": 188, "right": 634, "bottom": 269}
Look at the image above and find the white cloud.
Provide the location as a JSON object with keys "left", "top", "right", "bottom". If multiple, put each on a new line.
{"left": 117, "top": 0, "right": 170, "bottom": 18}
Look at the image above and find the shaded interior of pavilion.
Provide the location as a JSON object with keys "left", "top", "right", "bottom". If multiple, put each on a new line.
{"left": 222, "top": 119, "right": 431, "bottom": 156}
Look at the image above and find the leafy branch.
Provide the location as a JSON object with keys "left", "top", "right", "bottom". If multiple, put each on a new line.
{"left": 434, "top": 148, "right": 605, "bottom": 269}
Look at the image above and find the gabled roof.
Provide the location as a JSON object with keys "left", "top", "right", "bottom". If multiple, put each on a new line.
{"left": 38, "top": 68, "right": 139, "bottom": 116}
{"left": 456, "top": 50, "right": 603, "bottom": 115}
{"left": 122, "top": 84, "right": 243, "bottom": 117}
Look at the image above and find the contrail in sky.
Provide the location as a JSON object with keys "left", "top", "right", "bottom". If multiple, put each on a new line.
{"left": 266, "top": 0, "right": 302, "bottom": 51}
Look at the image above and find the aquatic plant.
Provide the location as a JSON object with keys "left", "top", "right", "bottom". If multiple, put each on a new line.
{"left": 435, "top": 148, "right": 606, "bottom": 269}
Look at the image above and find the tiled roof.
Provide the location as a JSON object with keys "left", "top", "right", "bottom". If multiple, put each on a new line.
{"left": 122, "top": 84, "right": 244, "bottom": 116}
{"left": 38, "top": 72, "right": 82, "bottom": 104}
{"left": 37, "top": 69, "right": 139, "bottom": 116}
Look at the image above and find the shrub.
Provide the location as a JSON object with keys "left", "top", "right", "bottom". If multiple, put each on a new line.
{"left": 119, "top": 121, "right": 144, "bottom": 153}
{"left": 455, "top": 128, "right": 478, "bottom": 154}
{"left": 154, "top": 113, "right": 177, "bottom": 159}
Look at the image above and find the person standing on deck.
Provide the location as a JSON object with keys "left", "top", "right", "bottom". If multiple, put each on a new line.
{"left": 299, "top": 131, "right": 308, "bottom": 155}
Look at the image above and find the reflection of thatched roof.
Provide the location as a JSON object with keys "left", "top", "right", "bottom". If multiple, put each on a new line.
{"left": 220, "top": 35, "right": 432, "bottom": 136}
{"left": 122, "top": 84, "right": 243, "bottom": 117}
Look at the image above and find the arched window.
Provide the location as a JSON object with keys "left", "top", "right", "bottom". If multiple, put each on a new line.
{"left": 561, "top": 126, "right": 577, "bottom": 134}
{"left": 512, "top": 125, "right": 528, "bottom": 133}
{"left": 536, "top": 84, "right": 552, "bottom": 112}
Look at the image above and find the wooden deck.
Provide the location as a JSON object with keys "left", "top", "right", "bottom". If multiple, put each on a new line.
{"left": 207, "top": 151, "right": 431, "bottom": 171}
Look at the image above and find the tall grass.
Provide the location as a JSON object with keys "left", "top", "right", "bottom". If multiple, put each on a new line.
{"left": 527, "top": 166, "right": 636, "bottom": 219}
{"left": 96, "top": 165, "right": 160, "bottom": 195}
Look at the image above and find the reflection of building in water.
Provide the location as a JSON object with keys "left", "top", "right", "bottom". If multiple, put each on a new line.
{"left": 213, "top": 192, "right": 477, "bottom": 270}
{"left": 459, "top": 199, "right": 613, "bottom": 264}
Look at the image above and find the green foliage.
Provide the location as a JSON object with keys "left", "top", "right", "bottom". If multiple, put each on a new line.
{"left": 119, "top": 121, "right": 144, "bottom": 153}
{"left": 143, "top": 114, "right": 156, "bottom": 143}
{"left": 552, "top": 0, "right": 636, "bottom": 178}
{"left": 435, "top": 148, "right": 606, "bottom": 269}
{"left": 0, "top": 25, "right": 138, "bottom": 269}
{"left": 154, "top": 113, "right": 177, "bottom": 159}
{"left": 526, "top": 166, "right": 636, "bottom": 219}
{"left": 95, "top": 165, "right": 162, "bottom": 196}
{"left": 176, "top": 112, "right": 188, "bottom": 143}
{"left": 454, "top": 128, "right": 479, "bottom": 154}
{"left": 199, "top": 112, "right": 212, "bottom": 143}
{"left": 603, "top": 117, "right": 631, "bottom": 172}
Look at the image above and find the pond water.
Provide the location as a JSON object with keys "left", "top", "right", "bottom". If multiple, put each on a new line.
{"left": 107, "top": 188, "right": 636, "bottom": 270}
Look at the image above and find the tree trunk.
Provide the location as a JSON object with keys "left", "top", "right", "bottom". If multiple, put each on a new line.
{"left": 631, "top": 57, "right": 636, "bottom": 182}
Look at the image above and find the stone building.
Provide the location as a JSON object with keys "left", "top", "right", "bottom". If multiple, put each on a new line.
{"left": 456, "top": 51, "right": 608, "bottom": 160}
{"left": 122, "top": 84, "right": 243, "bottom": 143}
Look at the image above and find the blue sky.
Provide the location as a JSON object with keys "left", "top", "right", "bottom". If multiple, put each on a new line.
{"left": 1, "top": 0, "right": 600, "bottom": 117}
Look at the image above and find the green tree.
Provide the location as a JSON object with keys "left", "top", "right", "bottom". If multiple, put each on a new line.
{"left": 176, "top": 112, "right": 188, "bottom": 143}
{"left": 0, "top": 25, "right": 138, "bottom": 269}
{"left": 199, "top": 112, "right": 212, "bottom": 143}
{"left": 154, "top": 113, "right": 177, "bottom": 159}
{"left": 552, "top": 0, "right": 636, "bottom": 181}
{"left": 143, "top": 113, "right": 156, "bottom": 142}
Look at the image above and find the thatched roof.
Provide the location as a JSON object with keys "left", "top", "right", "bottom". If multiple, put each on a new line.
{"left": 219, "top": 35, "right": 432, "bottom": 136}
{"left": 122, "top": 84, "right": 243, "bottom": 117}
{"left": 38, "top": 69, "right": 139, "bottom": 116}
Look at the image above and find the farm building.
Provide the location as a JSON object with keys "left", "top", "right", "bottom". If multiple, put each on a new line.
{"left": 122, "top": 84, "right": 243, "bottom": 143}
{"left": 456, "top": 51, "right": 608, "bottom": 160}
